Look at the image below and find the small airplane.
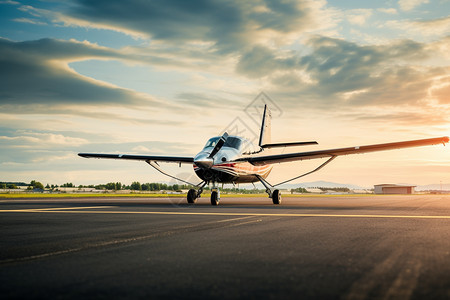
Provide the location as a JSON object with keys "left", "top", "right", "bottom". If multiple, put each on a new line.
{"left": 79, "top": 105, "right": 449, "bottom": 205}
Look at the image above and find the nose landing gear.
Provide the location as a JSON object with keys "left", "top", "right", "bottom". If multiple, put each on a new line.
{"left": 186, "top": 181, "right": 207, "bottom": 204}
{"left": 210, "top": 186, "right": 220, "bottom": 205}
{"left": 186, "top": 181, "right": 221, "bottom": 205}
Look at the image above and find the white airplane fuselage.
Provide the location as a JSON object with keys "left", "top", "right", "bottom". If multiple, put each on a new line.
{"left": 193, "top": 136, "right": 272, "bottom": 183}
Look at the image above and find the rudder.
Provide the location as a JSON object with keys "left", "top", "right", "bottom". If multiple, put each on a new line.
{"left": 258, "top": 105, "right": 271, "bottom": 147}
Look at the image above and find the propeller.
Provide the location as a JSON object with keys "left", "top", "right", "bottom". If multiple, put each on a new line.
{"left": 193, "top": 132, "right": 229, "bottom": 169}
{"left": 208, "top": 132, "right": 229, "bottom": 159}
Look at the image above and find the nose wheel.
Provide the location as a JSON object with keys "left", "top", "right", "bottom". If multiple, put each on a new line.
{"left": 210, "top": 188, "right": 220, "bottom": 205}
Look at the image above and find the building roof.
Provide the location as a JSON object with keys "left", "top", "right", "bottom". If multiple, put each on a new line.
{"left": 374, "top": 184, "right": 416, "bottom": 188}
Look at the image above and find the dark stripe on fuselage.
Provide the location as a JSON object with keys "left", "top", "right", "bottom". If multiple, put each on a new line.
{"left": 193, "top": 162, "right": 272, "bottom": 183}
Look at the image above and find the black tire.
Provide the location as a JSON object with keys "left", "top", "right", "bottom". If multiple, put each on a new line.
{"left": 272, "top": 189, "right": 281, "bottom": 205}
{"left": 210, "top": 191, "right": 219, "bottom": 205}
{"left": 187, "top": 189, "right": 197, "bottom": 204}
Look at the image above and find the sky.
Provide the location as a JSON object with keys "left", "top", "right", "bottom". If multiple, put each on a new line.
{"left": 1, "top": 0, "right": 449, "bottom": 188}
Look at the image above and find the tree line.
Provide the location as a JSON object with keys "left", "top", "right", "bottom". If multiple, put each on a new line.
{"left": 1, "top": 180, "right": 351, "bottom": 194}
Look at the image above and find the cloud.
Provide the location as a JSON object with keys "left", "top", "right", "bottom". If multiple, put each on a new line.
{"left": 398, "top": 0, "right": 429, "bottom": 11}
{"left": 431, "top": 78, "right": 450, "bottom": 104}
{"left": 385, "top": 16, "right": 450, "bottom": 39}
{"left": 61, "top": 0, "right": 330, "bottom": 53}
{"left": 236, "top": 45, "right": 299, "bottom": 78}
{"left": 0, "top": 131, "right": 88, "bottom": 148}
{"left": 0, "top": 38, "right": 162, "bottom": 107}
{"left": 344, "top": 110, "right": 450, "bottom": 126}
{"left": 346, "top": 9, "right": 372, "bottom": 26}
{"left": 237, "top": 35, "right": 431, "bottom": 94}
{"left": 12, "top": 17, "right": 46, "bottom": 25}
{"left": 234, "top": 35, "right": 450, "bottom": 124}
{"left": 377, "top": 8, "right": 398, "bottom": 14}
{"left": 411, "top": 16, "right": 450, "bottom": 36}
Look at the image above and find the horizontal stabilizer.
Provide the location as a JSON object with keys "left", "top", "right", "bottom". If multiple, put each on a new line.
{"left": 261, "top": 141, "right": 318, "bottom": 148}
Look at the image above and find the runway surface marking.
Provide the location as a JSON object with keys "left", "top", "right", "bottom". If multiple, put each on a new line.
{"left": 1, "top": 206, "right": 449, "bottom": 219}
{"left": 0, "top": 215, "right": 258, "bottom": 264}
{"left": 0, "top": 206, "right": 114, "bottom": 212}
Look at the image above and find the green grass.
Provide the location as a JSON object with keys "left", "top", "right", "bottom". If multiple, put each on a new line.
{"left": 3, "top": 192, "right": 439, "bottom": 200}
{"left": 0, "top": 193, "right": 188, "bottom": 199}
{"left": 0, "top": 192, "right": 377, "bottom": 199}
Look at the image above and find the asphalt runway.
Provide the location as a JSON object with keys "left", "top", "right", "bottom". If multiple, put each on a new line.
{"left": 1, "top": 195, "right": 450, "bottom": 299}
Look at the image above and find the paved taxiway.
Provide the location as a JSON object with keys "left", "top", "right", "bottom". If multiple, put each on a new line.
{"left": 1, "top": 195, "right": 450, "bottom": 299}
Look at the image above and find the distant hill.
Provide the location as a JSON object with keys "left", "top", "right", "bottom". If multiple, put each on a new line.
{"left": 278, "top": 181, "right": 367, "bottom": 190}
{"left": 416, "top": 183, "right": 450, "bottom": 191}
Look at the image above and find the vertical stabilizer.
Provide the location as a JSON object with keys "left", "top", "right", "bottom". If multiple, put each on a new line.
{"left": 258, "top": 105, "right": 272, "bottom": 147}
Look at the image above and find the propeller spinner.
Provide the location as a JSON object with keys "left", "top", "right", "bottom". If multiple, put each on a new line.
{"left": 194, "top": 132, "right": 229, "bottom": 169}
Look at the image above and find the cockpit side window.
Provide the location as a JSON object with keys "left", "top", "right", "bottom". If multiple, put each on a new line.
{"left": 224, "top": 137, "right": 242, "bottom": 150}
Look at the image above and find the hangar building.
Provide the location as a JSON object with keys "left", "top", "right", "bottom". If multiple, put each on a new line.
{"left": 374, "top": 184, "right": 416, "bottom": 194}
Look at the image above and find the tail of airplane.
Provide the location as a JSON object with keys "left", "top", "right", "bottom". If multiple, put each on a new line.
{"left": 259, "top": 104, "right": 318, "bottom": 149}
{"left": 258, "top": 105, "right": 271, "bottom": 147}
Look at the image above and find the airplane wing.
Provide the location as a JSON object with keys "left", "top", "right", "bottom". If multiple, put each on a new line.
{"left": 236, "top": 136, "right": 449, "bottom": 166}
{"left": 78, "top": 153, "right": 194, "bottom": 164}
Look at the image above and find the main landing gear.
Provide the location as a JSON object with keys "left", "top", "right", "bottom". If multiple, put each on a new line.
{"left": 256, "top": 175, "right": 281, "bottom": 205}
{"left": 186, "top": 182, "right": 220, "bottom": 205}
{"left": 187, "top": 181, "right": 207, "bottom": 204}
{"left": 271, "top": 189, "right": 281, "bottom": 205}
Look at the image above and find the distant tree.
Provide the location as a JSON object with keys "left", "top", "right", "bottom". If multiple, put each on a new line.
{"left": 105, "top": 182, "right": 116, "bottom": 190}
{"left": 291, "top": 187, "right": 309, "bottom": 194}
{"left": 141, "top": 183, "right": 150, "bottom": 191}
{"left": 95, "top": 184, "right": 106, "bottom": 190}
{"left": 130, "top": 181, "right": 141, "bottom": 191}
{"left": 7, "top": 183, "right": 18, "bottom": 189}
{"left": 30, "top": 180, "right": 44, "bottom": 190}
{"left": 1, "top": 183, "right": 6, "bottom": 189}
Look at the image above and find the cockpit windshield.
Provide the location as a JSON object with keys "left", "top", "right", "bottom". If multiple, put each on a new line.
{"left": 203, "top": 136, "right": 243, "bottom": 150}
{"left": 204, "top": 137, "right": 220, "bottom": 148}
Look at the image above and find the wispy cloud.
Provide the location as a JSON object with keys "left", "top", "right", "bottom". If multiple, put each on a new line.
{"left": 346, "top": 9, "right": 373, "bottom": 26}
{"left": 0, "top": 38, "right": 164, "bottom": 108}
{"left": 398, "top": 0, "right": 429, "bottom": 11}
{"left": 59, "top": 0, "right": 334, "bottom": 53}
